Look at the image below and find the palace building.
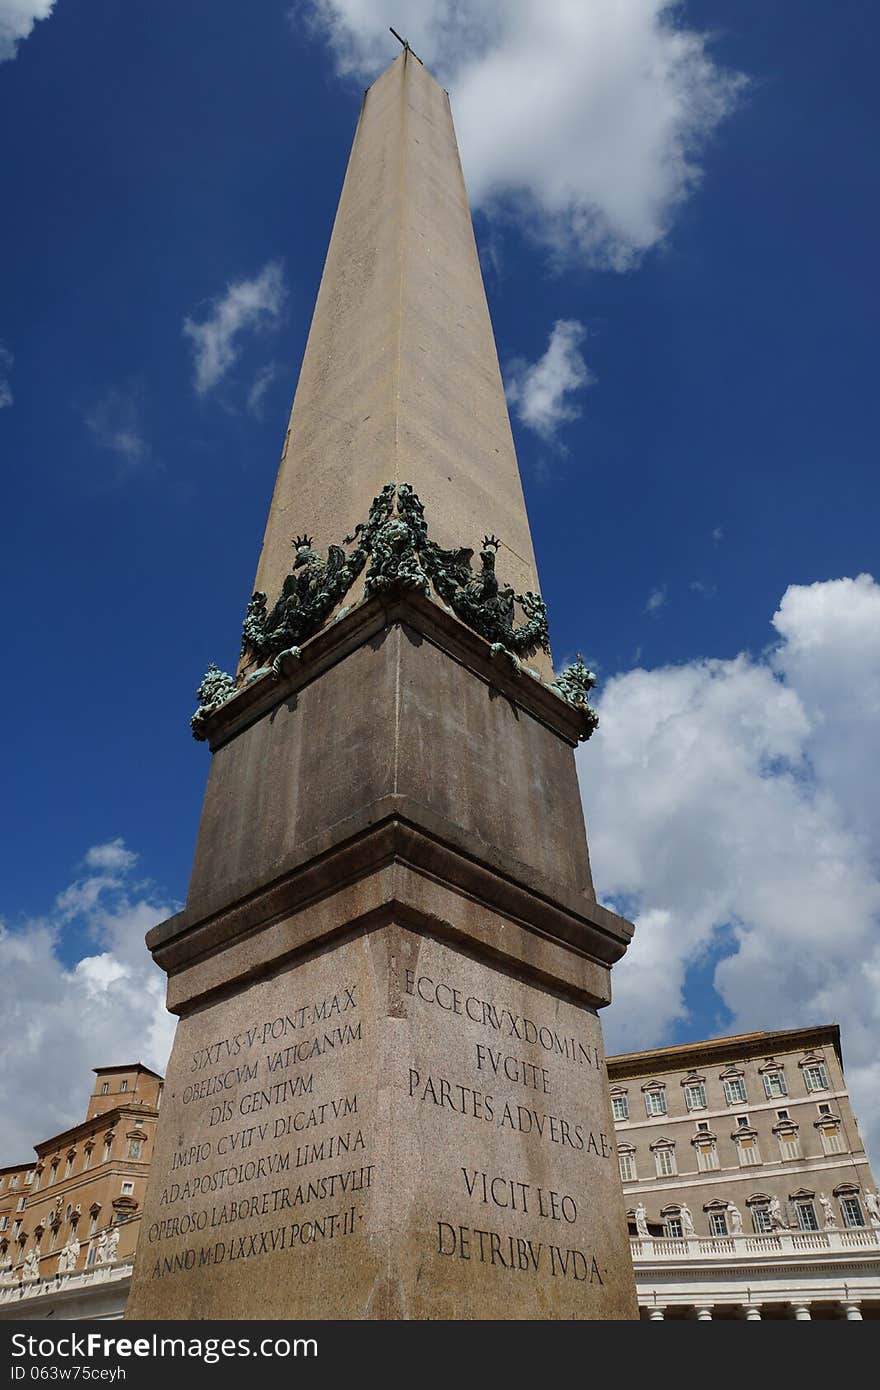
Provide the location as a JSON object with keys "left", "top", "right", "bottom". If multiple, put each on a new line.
{"left": 0, "top": 1064, "right": 162, "bottom": 1319}
{"left": 608, "top": 1025, "right": 880, "bottom": 1319}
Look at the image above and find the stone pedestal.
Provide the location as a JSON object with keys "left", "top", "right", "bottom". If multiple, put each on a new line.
{"left": 126, "top": 599, "right": 638, "bottom": 1319}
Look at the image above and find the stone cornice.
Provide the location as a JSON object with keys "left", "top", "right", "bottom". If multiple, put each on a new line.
{"left": 608, "top": 1025, "right": 843, "bottom": 1080}
{"left": 147, "top": 803, "right": 633, "bottom": 1013}
{"left": 33, "top": 1106, "right": 159, "bottom": 1159}
{"left": 197, "top": 590, "right": 592, "bottom": 753}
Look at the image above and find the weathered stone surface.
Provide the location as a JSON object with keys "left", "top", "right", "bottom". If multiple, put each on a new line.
{"left": 187, "top": 622, "right": 593, "bottom": 929}
{"left": 126, "top": 927, "right": 636, "bottom": 1319}
{"left": 249, "top": 52, "right": 550, "bottom": 678}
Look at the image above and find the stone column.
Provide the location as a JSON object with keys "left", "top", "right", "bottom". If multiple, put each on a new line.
{"left": 694, "top": 1305, "right": 714, "bottom": 1320}
{"left": 648, "top": 1307, "right": 666, "bottom": 1321}
{"left": 840, "top": 1301, "right": 862, "bottom": 1320}
{"left": 743, "top": 1304, "right": 762, "bottom": 1320}
{"left": 790, "top": 1302, "right": 812, "bottom": 1320}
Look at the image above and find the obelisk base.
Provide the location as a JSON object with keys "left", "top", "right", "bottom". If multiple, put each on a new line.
{"left": 127, "top": 601, "right": 637, "bottom": 1319}
{"left": 127, "top": 919, "right": 636, "bottom": 1319}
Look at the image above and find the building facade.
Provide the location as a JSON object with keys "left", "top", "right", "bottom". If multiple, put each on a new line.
{"left": 0, "top": 1064, "right": 163, "bottom": 1319}
{"left": 608, "top": 1026, "right": 880, "bottom": 1319}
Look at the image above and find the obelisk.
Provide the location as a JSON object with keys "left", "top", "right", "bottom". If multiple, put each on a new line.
{"left": 127, "top": 50, "right": 638, "bottom": 1321}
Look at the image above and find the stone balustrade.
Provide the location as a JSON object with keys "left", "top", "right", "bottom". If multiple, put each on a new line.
{"left": 0, "top": 1260, "right": 132, "bottom": 1306}
{"left": 632, "top": 1227, "right": 880, "bottom": 1261}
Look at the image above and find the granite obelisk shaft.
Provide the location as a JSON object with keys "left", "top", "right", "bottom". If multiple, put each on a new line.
{"left": 127, "top": 51, "right": 637, "bottom": 1321}
{"left": 254, "top": 52, "right": 546, "bottom": 666}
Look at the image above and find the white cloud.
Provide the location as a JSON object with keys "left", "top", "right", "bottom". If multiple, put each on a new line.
{"left": 579, "top": 574, "right": 880, "bottom": 1166}
{"left": 0, "top": 0, "right": 56, "bottom": 62}
{"left": 83, "top": 383, "right": 151, "bottom": 476}
{"left": 645, "top": 585, "right": 667, "bottom": 614}
{"left": 0, "top": 840, "right": 176, "bottom": 1162}
{"left": 302, "top": 1, "right": 744, "bottom": 269}
{"left": 184, "top": 262, "right": 286, "bottom": 396}
{"left": 0, "top": 342, "right": 12, "bottom": 408}
{"left": 247, "top": 361, "right": 282, "bottom": 419}
{"left": 85, "top": 838, "right": 138, "bottom": 873}
{"left": 505, "top": 318, "right": 592, "bottom": 441}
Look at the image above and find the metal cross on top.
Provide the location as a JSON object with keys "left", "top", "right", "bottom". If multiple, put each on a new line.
{"left": 389, "top": 25, "right": 424, "bottom": 65}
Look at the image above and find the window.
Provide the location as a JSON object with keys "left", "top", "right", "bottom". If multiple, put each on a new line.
{"left": 16, "top": 1198, "right": 25, "bottom": 1212}
{"left": 664, "top": 1216, "right": 683, "bottom": 1238}
{"left": 25, "top": 1172, "right": 34, "bottom": 1186}
{"left": 64, "top": 1154, "right": 74, "bottom": 1179}
{"left": 684, "top": 1081, "right": 706, "bottom": 1110}
{"left": 0, "top": 1218, "right": 7, "bottom": 1232}
{"left": 763, "top": 1071, "right": 788, "bottom": 1100}
{"left": 820, "top": 1124, "right": 844, "bottom": 1156}
{"left": 777, "top": 1130, "right": 801, "bottom": 1161}
{"left": 803, "top": 1062, "right": 829, "bottom": 1092}
{"left": 795, "top": 1201, "right": 819, "bottom": 1232}
{"left": 87, "top": 1244, "right": 97, "bottom": 1267}
{"left": 89, "top": 1213, "right": 98, "bottom": 1237}
{"left": 121, "top": 1182, "right": 134, "bottom": 1196}
{"left": 696, "top": 1142, "right": 719, "bottom": 1173}
{"left": 611, "top": 1095, "right": 629, "bottom": 1122}
{"left": 736, "top": 1135, "right": 761, "bottom": 1166}
{"left": 128, "top": 1139, "right": 142, "bottom": 1159}
{"left": 654, "top": 1147, "right": 676, "bottom": 1177}
{"left": 48, "top": 1227, "right": 58, "bottom": 1253}
{"left": 752, "top": 1207, "right": 774, "bottom": 1234}
{"left": 709, "top": 1211, "right": 728, "bottom": 1237}
{"left": 618, "top": 1150, "right": 637, "bottom": 1183}
{"left": 50, "top": 1162, "right": 58, "bottom": 1184}
{"left": 776, "top": 1109, "right": 790, "bottom": 1120}
{"left": 31, "top": 1170, "right": 40, "bottom": 1193}
{"left": 101, "top": 1083, "right": 109, "bottom": 1095}
{"left": 120, "top": 1080, "right": 128, "bottom": 1092}
{"left": 644, "top": 1089, "right": 667, "bottom": 1117}
{"left": 10, "top": 1175, "right": 18, "bottom": 1189}
{"left": 103, "top": 1136, "right": 113, "bottom": 1163}
{"left": 736, "top": 1115, "right": 750, "bottom": 1128}
{"left": 818, "top": 1102, "right": 832, "bottom": 1115}
{"left": 83, "top": 1148, "right": 92, "bottom": 1171}
{"left": 12, "top": 1221, "right": 22, "bottom": 1238}
{"left": 840, "top": 1196, "right": 865, "bottom": 1228}
{"left": 696, "top": 1121, "right": 710, "bottom": 1132}
{"left": 723, "top": 1077, "right": 747, "bottom": 1105}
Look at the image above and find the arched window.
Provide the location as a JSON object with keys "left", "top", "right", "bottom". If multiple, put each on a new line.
{"left": 681, "top": 1072, "right": 707, "bottom": 1111}
{"left": 719, "top": 1065, "right": 748, "bottom": 1106}
{"left": 789, "top": 1188, "right": 819, "bottom": 1231}
{"left": 759, "top": 1058, "right": 788, "bottom": 1100}
{"left": 833, "top": 1184, "right": 865, "bottom": 1228}
{"left": 691, "top": 1128, "right": 719, "bottom": 1172}
{"left": 617, "top": 1144, "right": 637, "bottom": 1183}
{"left": 799, "top": 1053, "right": 830, "bottom": 1092}
{"left": 609, "top": 1088, "right": 629, "bottom": 1122}
{"left": 733, "top": 1125, "right": 761, "bottom": 1166}
{"left": 649, "top": 1138, "right": 677, "bottom": 1178}
{"left": 773, "top": 1120, "right": 801, "bottom": 1161}
{"left": 815, "top": 1114, "right": 845, "bottom": 1155}
{"left": 641, "top": 1083, "right": 667, "bottom": 1118}
{"left": 745, "top": 1193, "right": 774, "bottom": 1233}
{"left": 703, "top": 1200, "right": 730, "bottom": 1237}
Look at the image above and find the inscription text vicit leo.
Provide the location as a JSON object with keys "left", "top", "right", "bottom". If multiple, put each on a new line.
{"left": 402, "top": 967, "right": 611, "bottom": 1286}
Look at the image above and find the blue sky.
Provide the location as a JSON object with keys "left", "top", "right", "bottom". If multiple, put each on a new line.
{"left": 1, "top": 1, "right": 878, "bottom": 1167}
